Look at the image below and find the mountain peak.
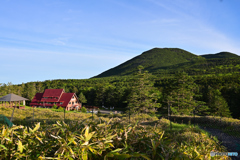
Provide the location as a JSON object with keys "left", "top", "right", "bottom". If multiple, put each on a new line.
{"left": 94, "top": 47, "right": 204, "bottom": 78}
{"left": 201, "top": 52, "right": 239, "bottom": 59}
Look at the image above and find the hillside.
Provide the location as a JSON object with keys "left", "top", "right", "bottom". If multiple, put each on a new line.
{"left": 94, "top": 48, "right": 205, "bottom": 78}
{"left": 94, "top": 48, "right": 240, "bottom": 78}
{"left": 201, "top": 52, "right": 239, "bottom": 59}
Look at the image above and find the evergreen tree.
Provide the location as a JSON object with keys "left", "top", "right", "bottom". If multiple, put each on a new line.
{"left": 36, "top": 82, "right": 44, "bottom": 93}
{"left": 207, "top": 88, "right": 231, "bottom": 117}
{"left": 95, "top": 84, "right": 108, "bottom": 106}
{"left": 27, "top": 83, "right": 37, "bottom": 100}
{"left": 78, "top": 92, "right": 87, "bottom": 108}
{"left": 166, "top": 72, "right": 207, "bottom": 115}
{"left": 72, "top": 86, "right": 78, "bottom": 94}
{"left": 21, "top": 83, "right": 26, "bottom": 97}
{"left": 6, "top": 82, "right": 13, "bottom": 94}
{"left": 0, "top": 83, "right": 7, "bottom": 96}
{"left": 128, "top": 66, "right": 161, "bottom": 115}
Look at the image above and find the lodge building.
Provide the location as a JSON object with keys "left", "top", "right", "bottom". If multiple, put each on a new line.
{"left": 30, "top": 89, "right": 81, "bottom": 111}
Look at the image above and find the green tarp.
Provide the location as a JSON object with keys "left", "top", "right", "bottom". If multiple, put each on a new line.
{"left": 0, "top": 114, "right": 13, "bottom": 127}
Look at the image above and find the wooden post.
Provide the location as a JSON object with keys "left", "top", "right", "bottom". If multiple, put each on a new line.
{"left": 10, "top": 106, "right": 15, "bottom": 122}
{"left": 33, "top": 106, "right": 35, "bottom": 122}
{"left": 92, "top": 107, "right": 93, "bottom": 120}
{"left": 64, "top": 108, "right": 66, "bottom": 122}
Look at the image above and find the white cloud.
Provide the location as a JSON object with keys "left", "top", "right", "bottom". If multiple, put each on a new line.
{"left": 144, "top": 0, "right": 240, "bottom": 54}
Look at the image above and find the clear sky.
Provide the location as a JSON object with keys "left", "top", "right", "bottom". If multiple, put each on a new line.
{"left": 1, "top": 0, "right": 240, "bottom": 85}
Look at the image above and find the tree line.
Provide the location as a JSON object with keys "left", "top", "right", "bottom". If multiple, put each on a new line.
{"left": 0, "top": 66, "right": 239, "bottom": 118}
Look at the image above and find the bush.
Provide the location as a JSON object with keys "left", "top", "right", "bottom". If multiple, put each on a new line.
{"left": 52, "top": 104, "right": 58, "bottom": 109}
{"left": 58, "top": 107, "right": 64, "bottom": 111}
{"left": 81, "top": 107, "right": 87, "bottom": 113}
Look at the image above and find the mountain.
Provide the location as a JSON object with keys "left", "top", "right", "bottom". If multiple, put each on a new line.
{"left": 200, "top": 52, "right": 239, "bottom": 59}
{"left": 94, "top": 48, "right": 240, "bottom": 78}
{"left": 94, "top": 48, "right": 205, "bottom": 78}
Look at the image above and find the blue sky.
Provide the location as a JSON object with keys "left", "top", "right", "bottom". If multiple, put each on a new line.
{"left": 1, "top": 0, "right": 240, "bottom": 85}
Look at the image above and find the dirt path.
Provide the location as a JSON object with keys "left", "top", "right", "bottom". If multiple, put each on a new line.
{"left": 199, "top": 126, "right": 240, "bottom": 160}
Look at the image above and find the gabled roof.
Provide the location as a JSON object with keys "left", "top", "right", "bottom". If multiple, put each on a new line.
{"left": 30, "top": 93, "right": 43, "bottom": 105}
{"left": 30, "top": 89, "right": 78, "bottom": 107}
{"left": 0, "top": 93, "right": 29, "bottom": 102}
{"left": 42, "top": 89, "right": 64, "bottom": 97}
{"left": 59, "top": 93, "right": 75, "bottom": 107}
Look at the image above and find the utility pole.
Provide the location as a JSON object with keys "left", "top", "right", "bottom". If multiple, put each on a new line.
{"left": 92, "top": 107, "right": 93, "bottom": 121}
{"left": 64, "top": 108, "right": 65, "bottom": 122}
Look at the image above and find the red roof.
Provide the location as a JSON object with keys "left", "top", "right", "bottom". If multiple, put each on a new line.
{"left": 42, "top": 89, "right": 64, "bottom": 97}
{"left": 30, "top": 93, "right": 43, "bottom": 105}
{"left": 59, "top": 93, "right": 75, "bottom": 107}
{"left": 30, "top": 89, "right": 77, "bottom": 108}
{"left": 40, "top": 98, "right": 59, "bottom": 102}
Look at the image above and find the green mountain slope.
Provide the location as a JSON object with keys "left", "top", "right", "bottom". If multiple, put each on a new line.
{"left": 201, "top": 52, "right": 239, "bottom": 59}
{"left": 94, "top": 48, "right": 205, "bottom": 78}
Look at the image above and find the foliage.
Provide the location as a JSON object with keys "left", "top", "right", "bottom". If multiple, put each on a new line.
{"left": 52, "top": 104, "right": 58, "bottom": 109}
{"left": 78, "top": 92, "right": 87, "bottom": 106}
{"left": 201, "top": 51, "right": 239, "bottom": 59}
{"left": 169, "top": 115, "right": 240, "bottom": 136}
{"left": 0, "top": 116, "right": 231, "bottom": 160}
{"left": 166, "top": 72, "right": 207, "bottom": 115}
{"left": 1, "top": 49, "right": 240, "bottom": 119}
{"left": 127, "top": 66, "right": 161, "bottom": 115}
{"left": 206, "top": 87, "right": 231, "bottom": 117}
{"left": 81, "top": 107, "right": 87, "bottom": 113}
{"left": 94, "top": 48, "right": 205, "bottom": 78}
{"left": 58, "top": 107, "right": 64, "bottom": 111}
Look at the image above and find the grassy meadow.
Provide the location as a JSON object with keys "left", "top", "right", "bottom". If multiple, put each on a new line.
{"left": 0, "top": 106, "right": 233, "bottom": 159}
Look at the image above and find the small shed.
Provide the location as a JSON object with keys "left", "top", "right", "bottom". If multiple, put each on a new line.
{"left": 0, "top": 93, "right": 29, "bottom": 109}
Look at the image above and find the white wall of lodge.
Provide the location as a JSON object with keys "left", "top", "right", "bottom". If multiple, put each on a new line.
{"left": 66, "top": 94, "right": 80, "bottom": 110}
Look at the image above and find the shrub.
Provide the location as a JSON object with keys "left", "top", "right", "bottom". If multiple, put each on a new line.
{"left": 58, "top": 107, "right": 64, "bottom": 111}
{"left": 81, "top": 107, "right": 87, "bottom": 113}
{"left": 52, "top": 104, "right": 58, "bottom": 109}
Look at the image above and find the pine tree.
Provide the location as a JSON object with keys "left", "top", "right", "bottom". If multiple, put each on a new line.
{"left": 27, "top": 83, "right": 37, "bottom": 100}
{"left": 21, "top": 83, "right": 26, "bottom": 98}
{"left": 166, "top": 72, "right": 207, "bottom": 115}
{"left": 95, "top": 84, "right": 107, "bottom": 106}
{"left": 207, "top": 88, "right": 231, "bottom": 117}
{"left": 78, "top": 92, "right": 87, "bottom": 108}
{"left": 128, "top": 66, "right": 161, "bottom": 115}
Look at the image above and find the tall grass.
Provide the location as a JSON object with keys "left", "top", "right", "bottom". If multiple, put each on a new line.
{"left": 170, "top": 115, "right": 240, "bottom": 137}
{"left": 0, "top": 106, "right": 232, "bottom": 159}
